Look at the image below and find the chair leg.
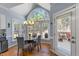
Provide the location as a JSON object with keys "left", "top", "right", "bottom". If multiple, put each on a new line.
{"left": 22, "top": 50, "right": 24, "bottom": 56}
{"left": 40, "top": 43, "right": 41, "bottom": 49}
{"left": 0, "top": 53, "right": 3, "bottom": 56}
{"left": 37, "top": 44, "right": 40, "bottom": 52}
{"left": 17, "top": 48, "right": 19, "bottom": 56}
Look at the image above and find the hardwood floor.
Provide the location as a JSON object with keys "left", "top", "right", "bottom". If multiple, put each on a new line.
{"left": 0, "top": 43, "right": 57, "bottom": 56}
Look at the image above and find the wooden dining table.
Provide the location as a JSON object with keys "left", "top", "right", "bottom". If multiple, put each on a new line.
{"left": 24, "top": 39, "right": 37, "bottom": 52}
{"left": 24, "top": 40, "right": 36, "bottom": 44}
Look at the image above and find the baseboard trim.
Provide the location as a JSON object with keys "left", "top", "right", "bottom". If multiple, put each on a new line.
{"left": 50, "top": 48, "right": 69, "bottom": 56}
{"left": 49, "top": 49, "right": 58, "bottom": 56}
{"left": 8, "top": 44, "right": 16, "bottom": 48}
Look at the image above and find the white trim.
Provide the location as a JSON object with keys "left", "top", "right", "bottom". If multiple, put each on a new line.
{"left": 54, "top": 4, "right": 76, "bottom": 17}
{"left": 41, "top": 39, "right": 51, "bottom": 44}
{"left": 75, "top": 4, "right": 79, "bottom": 56}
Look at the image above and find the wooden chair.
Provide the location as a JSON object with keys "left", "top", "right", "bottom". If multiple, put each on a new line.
{"left": 16, "top": 37, "right": 31, "bottom": 56}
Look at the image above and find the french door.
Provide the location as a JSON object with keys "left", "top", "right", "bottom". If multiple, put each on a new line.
{"left": 54, "top": 6, "right": 76, "bottom": 56}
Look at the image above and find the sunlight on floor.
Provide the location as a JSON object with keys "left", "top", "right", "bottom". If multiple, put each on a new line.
{"left": 58, "top": 40, "right": 71, "bottom": 54}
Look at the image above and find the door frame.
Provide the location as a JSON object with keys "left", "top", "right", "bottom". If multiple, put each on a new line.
{"left": 53, "top": 4, "right": 76, "bottom": 56}
{"left": 75, "top": 4, "right": 79, "bottom": 56}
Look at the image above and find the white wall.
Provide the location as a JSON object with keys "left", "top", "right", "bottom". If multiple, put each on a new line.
{"left": 0, "top": 14, "right": 6, "bottom": 29}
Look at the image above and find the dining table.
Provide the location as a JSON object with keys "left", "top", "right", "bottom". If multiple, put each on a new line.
{"left": 24, "top": 39, "right": 37, "bottom": 50}
{"left": 24, "top": 39, "right": 36, "bottom": 44}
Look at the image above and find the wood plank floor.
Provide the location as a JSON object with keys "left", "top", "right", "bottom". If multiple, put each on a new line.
{"left": 0, "top": 43, "right": 57, "bottom": 56}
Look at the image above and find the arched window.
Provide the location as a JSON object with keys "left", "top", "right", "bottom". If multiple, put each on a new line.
{"left": 27, "top": 7, "right": 49, "bottom": 21}
{"left": 25, "top": 7, "right": 50, "bottom": 40}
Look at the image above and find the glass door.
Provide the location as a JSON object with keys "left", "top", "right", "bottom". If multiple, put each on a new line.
{"left": 54, "top": 7, "right": 76, "bottom": 56}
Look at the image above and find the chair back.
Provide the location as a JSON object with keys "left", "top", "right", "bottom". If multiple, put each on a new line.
{"left": 16, "top": 37, "right": 24, "bottom": 48}
{"left": 37, "top": 35, "right": 41, "bottom": 43}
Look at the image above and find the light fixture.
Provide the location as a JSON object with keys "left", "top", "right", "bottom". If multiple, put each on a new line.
{"left": 24, "top": 21, "right": 28, "bottom": 24}
{"left": 31, "top": 21, "right": 34, "bottom": 24}
{"left": 13, "top": 33, "right": 18, "bottom": 39}
{"left": 24, "top": 20, "right": 34, "bottom": 25}
{"left": 28, "top": 21, "right": 31, "bottom": 24}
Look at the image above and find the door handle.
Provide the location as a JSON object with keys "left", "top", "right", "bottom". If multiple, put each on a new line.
{"left": 72, "top": 36, "right": 75, "bottom": 39}
{"left": 71, "top": 36, "right": 76, "bottom": 43}
{"left": 71, "top": 40, "right": 76, "bottom": 43}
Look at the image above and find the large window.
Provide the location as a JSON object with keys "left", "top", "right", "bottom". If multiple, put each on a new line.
{"left": 25, "top": 7, "right": 50, "bottom": 40}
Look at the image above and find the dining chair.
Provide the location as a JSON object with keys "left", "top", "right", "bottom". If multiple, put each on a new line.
{"left": 16, "top": 37, "right": 31, "bottom": 56}
{"left": 31, "top": 36, "right": 37, "bottom": 50}
{"left": 36, "top": 35, "right": 41, "bottom": 51}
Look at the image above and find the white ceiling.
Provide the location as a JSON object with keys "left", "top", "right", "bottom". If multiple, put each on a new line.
{"left": 10, "top": 3, "right": 33, "bottom": 16}
{"left": 0, "top": 3, "right": 50, "bottom": 16}
{"left": 38, "top": 3, "right": 50, "bottom": 11}
{"left": 10, "top": 3, "right": 50, "bottom": 16}
{"left": 0, "top": 3, "right": 23, "bottom": 8}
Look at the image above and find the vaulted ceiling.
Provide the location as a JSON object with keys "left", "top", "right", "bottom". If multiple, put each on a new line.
{"left": 10, "top": 3, "right": 33, "bottom": 16}
{"left": 0, "top": 3, "right": 23, "bottom": 8}
{"left": 0, "top": 3, "right": 50, "bottom": 16}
